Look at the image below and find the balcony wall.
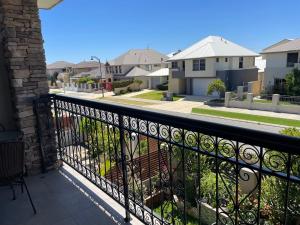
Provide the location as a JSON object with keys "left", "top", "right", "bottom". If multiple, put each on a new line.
{"left": 0, "top": 0, "right": 56, "bottom": 173}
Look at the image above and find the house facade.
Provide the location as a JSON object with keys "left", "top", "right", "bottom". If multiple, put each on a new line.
{"left": 261, "top": 38, "right": 300, "bottom": 92}
{"left": 168, "top": 36, "right": 259, "bottom": 96}
{"left": 105, "top": 49, "right": 169, "bottom": 83}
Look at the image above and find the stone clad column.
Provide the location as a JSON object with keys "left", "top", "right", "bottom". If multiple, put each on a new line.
{"left": 0, "top": 0, "right": 56, "bottom": 173}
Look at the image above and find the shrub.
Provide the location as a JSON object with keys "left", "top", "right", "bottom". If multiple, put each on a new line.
{"left": 280, "top": 127, "right": 300, "bottom": 137}
{"left": 86, "top": 80, "right": 95, "bottom": 85}
{"left": 157, "top": 83, "right": 168, "bottom": 90}
{"left": 119, "top": 89, "right": 128, "bottom": 95}
{"left": 260, "top": 127, "right": 300, "bottom": 224}
{"left": 77, "top": 77, "right": 94, "bottom": 84}
{"left": 134, "top": 79, "right": 143, "bottom": 85}
{"left": 200, "top": 171, "right": 229, "bottom": 208}
{"left": 286, "top": 69, "right": 300, "bottom": 96}
{"left": 112, "top": 80, "right": 133, "bottom": 90}
{"left": 207, "top": 79, "right": 225, "bottom": 96}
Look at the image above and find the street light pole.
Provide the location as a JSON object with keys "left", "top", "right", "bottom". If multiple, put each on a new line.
{"left": 91, "top": 56, "right": 104, "bottom": 98}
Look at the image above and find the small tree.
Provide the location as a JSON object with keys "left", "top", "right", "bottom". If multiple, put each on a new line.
{"left": 51, "top": 71, "right": 59, "bottom": 86}
{"left": 134, "top": 79, "right": 143, "bottom": 90}
{"left": 286, "top": 69, "right": 300, "bottom": 96}
{"left": 207, "top": 79, "right": 225, "bottom": 96}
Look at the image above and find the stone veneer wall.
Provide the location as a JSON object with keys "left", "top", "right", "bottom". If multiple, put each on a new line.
{"left": 0, "top": 0, "right": 56, "bottom": 173}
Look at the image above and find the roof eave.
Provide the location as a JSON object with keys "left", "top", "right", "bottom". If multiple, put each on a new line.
{"left": 38, "top": 0, "right": 63, "bottom": 9}
{"left": 168, "top": 54, "right": 259, "bottom": 61}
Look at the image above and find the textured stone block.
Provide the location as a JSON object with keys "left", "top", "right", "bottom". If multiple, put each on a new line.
{"left": 11, "top": 78, "right": 23, "bottom": 87}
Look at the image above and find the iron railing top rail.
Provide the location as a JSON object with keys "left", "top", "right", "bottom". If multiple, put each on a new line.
{"left": 47, "top": 94, "right": 300, "bottom": 154}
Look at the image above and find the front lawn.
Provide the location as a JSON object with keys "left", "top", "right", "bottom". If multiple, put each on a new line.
{"left": 191, "top": 108, "right": 300, "bottom": 127}
{"left": 133, "top": 91, "right": 184, "bottom": 101}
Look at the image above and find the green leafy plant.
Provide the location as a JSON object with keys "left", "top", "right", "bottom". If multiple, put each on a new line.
{"left": 77, "top": 77, "right": 94, "bottom": 84}
{"left": 80, "top": 118, "right": 120, "bottom": 158}
{"left": 134, "top": 79, "right": 143, "bottom": 85}
{"left": 286, "top": 69, "right": 300, "bottom": 96}
{"left": 280, "top": 127, "right": 300, "bottom": 137}
{"left": 86, "top": 79, "right": 95, "bottom": 85}
{"left": 112, "top": 80, "right": 133, "bottom": 89}
{"left": 207, "top": 79, "right": 225, "bottom": 96}
{"left": 260, "top": 127, "right": 300, "bottom": 224}
{"left": 153, "top": 201, "right": 200, "bottom": 225}
{"left": 200, "top": 171, "right": 230, "bottom": 208}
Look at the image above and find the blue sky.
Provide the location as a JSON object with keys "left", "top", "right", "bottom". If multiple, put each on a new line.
{"left": 40, "top": 0, "right": 300, "bottom": 64}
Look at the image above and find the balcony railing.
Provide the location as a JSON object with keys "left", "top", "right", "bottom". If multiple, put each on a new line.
{"left": 36, "top": 94, "right": 300, "bottom": 225}
{"left": 171, "top": 68, "right": 185, "bottom": 79}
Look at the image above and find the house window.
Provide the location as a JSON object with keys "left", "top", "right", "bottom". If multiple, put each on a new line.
{"left": 193, "top": 59, "right": 205, "bottom": 71}
{"left": 106, "top": 67, "right": 109, "bottom": 74}
{"left": 119, "top": 66, "right": 122, "bottom": 74}
{"left": 193, "top": 60, "right": 199, "bottom": 71}
{"left": 182, "top": 61, "right": 185, "bottom": 70}
{"left": 225, "top": 58, "right": 228, "bottom": 62}
{"left": 109, "top": 67, "right": 112, "bottom": 73}
{"left": 171, "top": 61, "right": 178, "bottom": 69}
{"left": 287, "top": 52, "right": 298, "bottom": 67}
{"left": 239, "top": 57, "right": 243, "bottom": 68}
{"left": 216, "top": 58, "right": 219, "bottom": 62}
{"left": 115, "top": 66, "right": 118, "bottom": 73}
{"left": 200, "top": 59, "right": 205, "bottom": 70}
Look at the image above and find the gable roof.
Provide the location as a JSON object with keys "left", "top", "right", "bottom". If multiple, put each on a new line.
{"left": 72, "top": 68, "right": 105, "bottom": 79}
{"left": 47, "top": 61, "right": 74, "bottom": 69}
{"left": 109, "top": 49, "right": 168, "bottom": 65}
{"left": 147, "top": 68, "right": 169, "bottom": 77}
{"left": 73, "top": 61, "right": 100, "bottom": 69}
{"left": 168, "top": 36, "right": 258, "bottom": 61}
{"left": 261, "top": 38, "right": 300, "bottom": 54}
{"left": 125, "top": 66, "right": 150, "bottom": 77}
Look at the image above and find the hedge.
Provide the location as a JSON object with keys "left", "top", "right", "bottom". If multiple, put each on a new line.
{"left": 112, "top": 80, "right": 133, "bottom": 90}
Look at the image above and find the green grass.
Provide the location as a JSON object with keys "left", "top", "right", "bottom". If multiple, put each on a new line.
{"left": 133, "top": 91, "right": 184, "bottom": 101}
{"left": 100, "top": 97, "right": 156, "bottom": 106}
{"left": 192, "top": 108, "right": 300, "bottom": 127}
{"left": 99, "top": 159, "right": 114, "bottom": 176}
{"left": 153, "top": 201, "right": 203, "bottom": 225}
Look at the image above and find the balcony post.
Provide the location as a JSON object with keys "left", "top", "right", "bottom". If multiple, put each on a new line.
{"left": 118, "top": 114, "right": 131, "bottom": 222}
{"left": 0, "top": 0, "right": 57, "bottom": 173}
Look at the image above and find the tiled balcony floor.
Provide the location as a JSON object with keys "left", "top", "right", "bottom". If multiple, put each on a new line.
{"left": 0, "top": 165, "right": 143, "bottom": 225}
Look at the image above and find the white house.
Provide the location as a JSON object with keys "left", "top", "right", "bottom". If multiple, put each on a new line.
{"left": 168, "top": 36, "right": 259, "bottom": 96}
{"left": 147, "top": 68, "right": 169, "bottom": 89}
{"left": 261, "top": 38, "right": 300, "bottom": 91}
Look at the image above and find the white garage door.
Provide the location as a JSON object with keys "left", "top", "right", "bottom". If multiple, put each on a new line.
{"left": 192, "top": 78, "right": 216, "bottom": 96}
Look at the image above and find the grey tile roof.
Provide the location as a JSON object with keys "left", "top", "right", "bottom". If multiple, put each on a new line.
{"left": 47, "top": 61, "right": 74, "bottom": 69}
{"left": 109, "top": 49, "right": 168, "bottom": 65}
{"left": 72, "top": 68, "right": 105, "bottom": 79}
{"left": 262, "top": 38, "right": 300, "bottom": 53}
{"left": 73, "top": 61, "right": 101, "bottom": 69}
{"left": 168, "top": 36, "right": 258, "bottom": 61}
{"left": 125, "top": 66, "right": 150, "bottom": 77}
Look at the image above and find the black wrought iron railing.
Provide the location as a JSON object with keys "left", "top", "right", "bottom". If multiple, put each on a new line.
{"left": 36, "top": 94, "right": 300, "bottom": 225}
